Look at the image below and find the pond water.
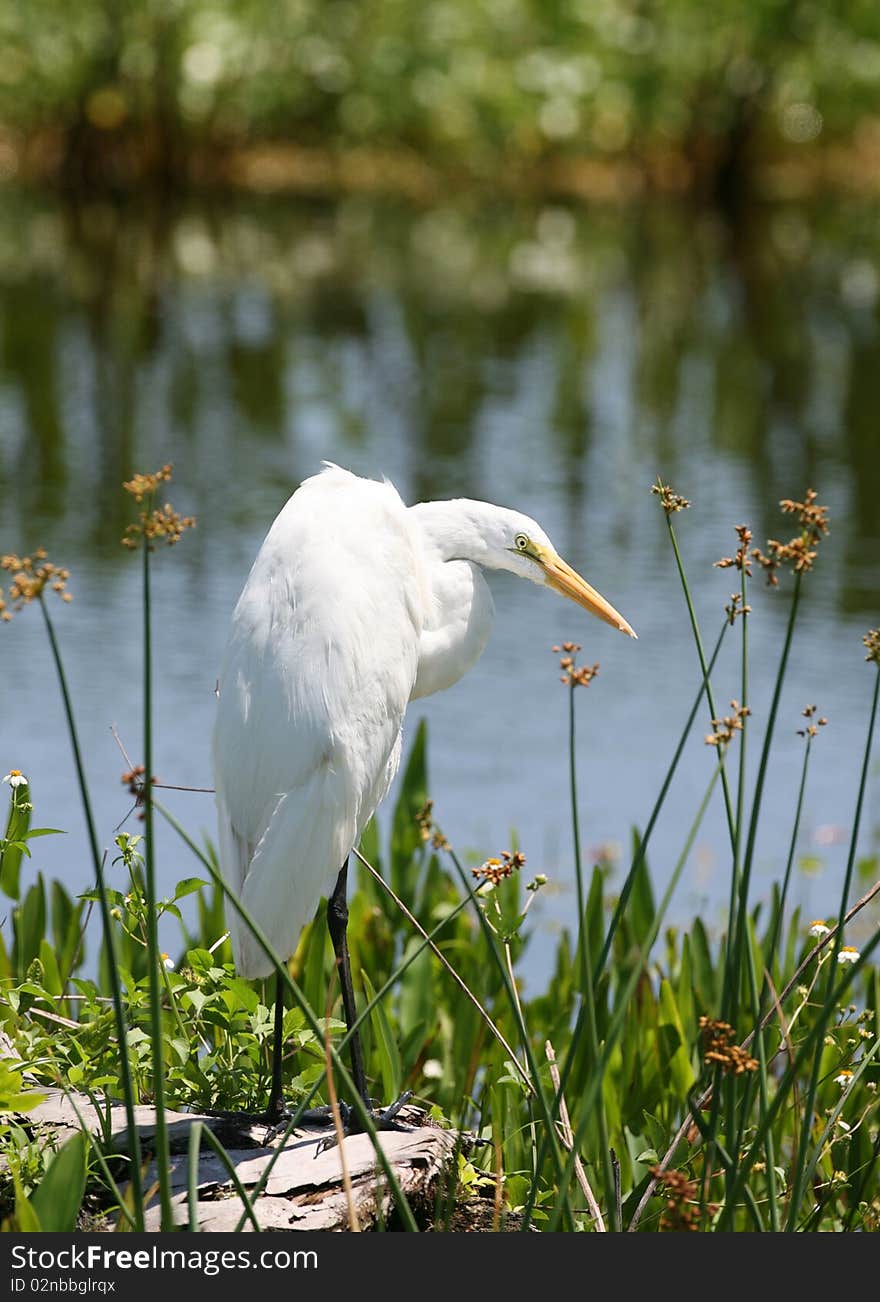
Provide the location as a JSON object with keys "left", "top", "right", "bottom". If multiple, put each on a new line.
{"left": 1, "top": 190, "right": 878, "bottom": 988}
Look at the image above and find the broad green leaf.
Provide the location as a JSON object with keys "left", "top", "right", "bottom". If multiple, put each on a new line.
{"left": 362, "top": 970, "right": 401, "bottom": 1102}
{"left": 14, "top": 876, "right": 46, "bottom": 979}
{"left": 1, "top": 783, "right": 31, "bottom": 900}
{"left": 390, "top": 720, "right": 427, "bottom": 909}
{"left": 31, "top": 1130, "right": 87, "bottom": 1232}
{"left": 172, "top": 877, "right": 209, "bottom": 901}
{"left": 657, "top": 978, "right": 695, "bottom": 1100}
{"left": 13, "top": 1173, "right": 41, "bottom": 1232}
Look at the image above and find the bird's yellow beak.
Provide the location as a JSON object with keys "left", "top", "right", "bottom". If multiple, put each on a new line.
{"left": 539, "top": 551, "right": 637, "bottom": 639}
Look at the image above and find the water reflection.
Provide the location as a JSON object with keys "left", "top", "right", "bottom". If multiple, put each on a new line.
{"left": 1, "top": 194, "right": 878, "bottom": 574}
{"left": 1, "top": 191, "right": 878, "bottom": 982}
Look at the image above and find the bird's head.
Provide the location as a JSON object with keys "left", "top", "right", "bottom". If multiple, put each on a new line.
{"left": 493, "top": 510, "right": 636, "bottom": 639}
{"left": 415, "top": 499, "right": 637, "bottom": 639}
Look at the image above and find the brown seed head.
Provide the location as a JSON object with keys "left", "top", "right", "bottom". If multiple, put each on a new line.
{"left": 0, "top": 551, "right": 72, "bottom": 618}
{"left": 715, "top": 524, "right": 753, "bottom": 576}
{"left": 705, "top": 701, "right": 751, "bottom": 750}
{"left": 554, "top": 643, "right": 599, "bottom": 688}
{"left": 471, "top": 850, "right": 526, "bottom": 886}
{"left": 649, "top": 1166, "right": 708, "bottom": 1231}
{"left": 122, "top": 464, "right": 173, "bottom": 503}
{"left": 864, "top": 628, "right": 880, "bottom": 667}
{"left": 797, "top": 705, "right": 829, "bottom": 739}
{"left": 121, "top": 465, "right": 196, "bottom": 550}
{"left": 724, "top": 592, "right": 751, "bottom": 625}
{"left": 699, "top": 1016, "right": 758, "bottom": 1075}
{"left": 651, "top": 482, "right": 690, "bottom": 514}
{"left": 750, "top": 490, "right": 829, "bottom": 587}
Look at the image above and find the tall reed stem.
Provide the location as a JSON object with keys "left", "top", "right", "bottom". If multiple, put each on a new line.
{"left": 38, "top": 596, "right": 144, "bottom": 1229}
{"left": 141, "top": 540, "right": 173, "bottom": 1230}
{"left": 786, "top": 661, "right": 879, "bottom": 1227}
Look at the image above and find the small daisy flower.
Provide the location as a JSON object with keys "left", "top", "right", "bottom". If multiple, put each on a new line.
{"left": 2, "top": 770, "right": 27, "bottom": 788}
{"left": 809, "top": 920, "right": 830, "bottom": 938}
{"left": 834, "top": 1069, "right": 854, "bottom": 1088}
{"left": 837, "top": 946, "right": 860, "bottom": 965}
{"left": 161, "top": 952, "right": 174, "bottom": 970}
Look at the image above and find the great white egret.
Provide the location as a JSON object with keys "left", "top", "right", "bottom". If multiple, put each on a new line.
{"left": 212, "top": 464, "right": 635, "bottom": 1122}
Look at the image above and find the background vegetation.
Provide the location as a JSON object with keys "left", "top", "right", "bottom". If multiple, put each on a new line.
{"left": 0, "top": 475, "right": 878, "bottom": 1231}
{"left": 1, "top": 0, "right": 879, "bottom": 195}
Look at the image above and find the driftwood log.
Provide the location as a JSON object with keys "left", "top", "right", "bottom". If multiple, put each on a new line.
{"left": 17, "top": 1085, "right": 461, "bottom": 1232}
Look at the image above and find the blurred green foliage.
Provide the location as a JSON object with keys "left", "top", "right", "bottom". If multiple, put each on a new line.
{"left": 1, "top": 0, "right": 879, "bottom": 185}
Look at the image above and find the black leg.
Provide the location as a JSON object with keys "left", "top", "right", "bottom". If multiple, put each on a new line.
{"left": 267, "top": 971, "right": 286, "bottom": 1123}
{"left": 327, "top": 857, "right": 370, "bottom": 1107}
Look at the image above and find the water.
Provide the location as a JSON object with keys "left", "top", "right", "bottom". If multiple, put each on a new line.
{"left": 1, "top": 191, "right": 878, "bottom": 988}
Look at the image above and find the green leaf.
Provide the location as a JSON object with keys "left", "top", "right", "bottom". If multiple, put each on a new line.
{"left": 390, "top": 720, "right": 428, "bottom": 909}
{"left": 0, "top": 1060, "right": 45, "bottom": 1113}
{"left": 172, "top": 877, "right": 209, "bottom": 901}
{"left": 362, "top": 970, "right": 401, "bottom": 1102}
{"left": 657, "top": 978, "right": 695, "bottom": 1100}
{"left": 628, "top": 828, "right": 656, "bottom": 949}
{"left": 14, "top": 876, "right": 46, "bottom": 980}
{"left": 13, "top": 1172, "right": 41, "bottom": 1231}
{"left": 1, "top": 784, "right": 31, "bottom": 900}
{"left": 31, "top": 1131, "right": 87, "bottom": 1232}
{"left": 38, "top": 939, "right": 63, "bottom": 996}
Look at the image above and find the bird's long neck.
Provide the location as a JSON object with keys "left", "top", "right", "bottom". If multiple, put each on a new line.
{"left": 409, "top": 499, "right": 497, "bottom": 568}
{"left": 408, "top": 500, "right": 496, "bottom": 701}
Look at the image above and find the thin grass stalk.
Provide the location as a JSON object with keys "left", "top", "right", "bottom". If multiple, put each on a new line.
{"left": 157, "top": 801, "right": 538, "bottom": 1230}
{"left": 504, "top": 939, "right": 538, "bottom": 1180}
{"left": 683, "top": 1105, "right": 765, "bottom": 1230}
{"left": 785, "top": 662, "right": 879, "bottom": 1228}
{"left": 197, "top": 1123, "right": 262, "bottom": 1231}
{"left": 563, "top": 673, "right": 617, "bottom": 1228}
{"left": 38, "top": 596, "right": 144, "bottom": 1230}
{"left": 734, "top": 919, "right": 779, "bottom": 1230}
{"left": 545, "top": 621, "right": 728, "bottom": 1208}
{"left": 744, "top": 729, "right": 816, "bottom": 1227}
{"left": 568, "top": 680, "right": 587, "bottom": 994}
{"left": 715, "top": 577, "right": 802, "bottom": 1222}
{"left": 628, "top": 876, "right": 880, "bottom": 1230}
{"left": 718, "top": 573, "right": 751, "bottom": 1214}
{"left": 151, "top": 799, "right": 421, "bottom": 1232}
{"left": 443, "top": 845, "right": 576, "bottom": 1228}
{"left": 596, "top": 619, "right": 728, "bottom": 976}
{"left": 801, "top": 1033, "right": 880, "bottom": 1208}
{"left": 540, "top": 763, "right": 721, "bottom": 1232}
{"left": 842, "top": 1125, "right": 880, "bottom": 1230}
{"left": 353, "top": 847, "right": 532, "bottom": 1093}
{"left": 545, "top": 1041, "right": 605, "bottom": 1231}
{"left": 664, "top": 515, "right": 737, "bottom": 851}
{"left": 666, "top": 514, "right": 740, "bottom": 1215}
{"left": 63, "top": 1089, "right": 137, "bottom": 1232}
{"left": 721, "top": 926, "right": 880, "bottom": 1224}
{"left": 140, "top": 537, "right": 174, "bottom": 1231}
{"left": 187, "top": 1120, "right": 203, "bottom": 1233}
{"left": 727, "top": 575, "right": 802, "bottom": 1023}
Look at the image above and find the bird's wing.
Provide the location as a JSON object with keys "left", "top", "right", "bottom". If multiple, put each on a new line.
{"left": 212, "top": 466, "right": 425, "bottom": 975}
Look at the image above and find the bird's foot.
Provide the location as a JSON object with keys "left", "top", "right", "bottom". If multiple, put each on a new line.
{"left": 314, "top": 1090, "right": 415, "bottom": 1155}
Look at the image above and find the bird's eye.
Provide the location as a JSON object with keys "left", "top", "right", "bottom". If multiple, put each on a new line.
{"left": 514, "top": 533, "right": 529, "bottom": 552}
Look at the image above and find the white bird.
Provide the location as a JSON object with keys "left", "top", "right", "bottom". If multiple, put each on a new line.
{"left": 212, "top": 464, "right": 635, "bottom": 1120}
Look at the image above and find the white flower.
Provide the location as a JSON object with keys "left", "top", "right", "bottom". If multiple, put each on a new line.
{"left": 2, "top": 770, "right": 27, "bottom": 788}
{"left": 808, "top": 920, "right": 830, "bottom": 938}
{"left": 834, "top": 1069, "right": 854, "bottom": 1088}
{"left": 838, "top": 946, "right": 860, "bottom": 965}
{"left": 161, "top": 952, "right": 174, "bottom": 970}
{"left": 422, "top": 1058, "right": 443, "bottom": 1080}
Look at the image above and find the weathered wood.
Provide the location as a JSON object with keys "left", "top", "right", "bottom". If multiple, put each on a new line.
{"left": 17, "top": 1088, "right": 461, "bottom": 1232}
